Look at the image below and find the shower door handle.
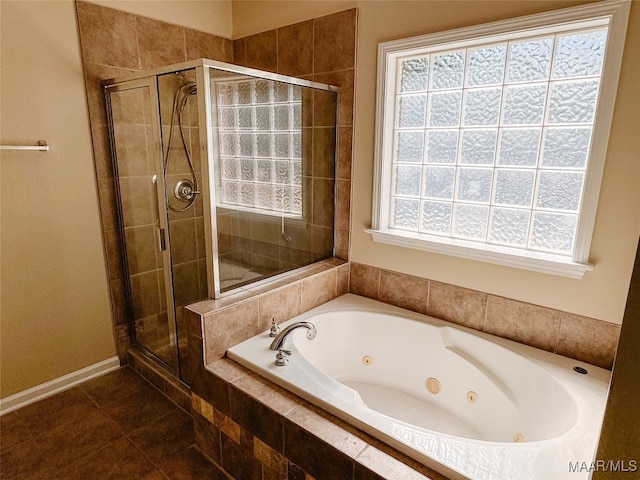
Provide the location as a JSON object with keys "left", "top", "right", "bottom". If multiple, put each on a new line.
{"left": 158, "top": 228, "right": 167, "bottom": 251}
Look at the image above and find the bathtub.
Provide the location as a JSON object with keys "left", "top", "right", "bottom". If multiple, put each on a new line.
{"left": 226, "top": 294, "right": 610, "bottom": 480}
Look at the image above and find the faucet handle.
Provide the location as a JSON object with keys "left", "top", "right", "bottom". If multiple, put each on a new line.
{"left": 274, "top": 349, "right": 290, "bottom": 366}
{"left": 269, "top": 318, "right": 280, "bottom": 337}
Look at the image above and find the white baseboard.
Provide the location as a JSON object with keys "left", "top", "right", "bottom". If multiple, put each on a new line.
{"left": 0, "top": 356, "right": 121, "bottom": 415}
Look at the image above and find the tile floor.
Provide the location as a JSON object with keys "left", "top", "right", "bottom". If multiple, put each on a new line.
{"left": 0, "top": 367, "right": 230, "bottom": 480}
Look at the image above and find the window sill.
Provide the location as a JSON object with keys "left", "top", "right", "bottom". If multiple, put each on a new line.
{"left": 365, "top": 228, "right": 593, "bottom": 279}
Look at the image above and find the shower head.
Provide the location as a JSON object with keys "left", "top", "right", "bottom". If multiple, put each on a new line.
{"left": 182, "top": 82, "right": 197, "bottom": 95}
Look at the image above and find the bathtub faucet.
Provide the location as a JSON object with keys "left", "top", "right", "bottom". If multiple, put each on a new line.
{"left": 269, "top": 322, "right": 316, "bottom": 366}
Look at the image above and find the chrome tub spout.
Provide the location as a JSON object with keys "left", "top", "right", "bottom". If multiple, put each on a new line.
{"left": 269, "top": 321, "right": 317, "bottom": 351}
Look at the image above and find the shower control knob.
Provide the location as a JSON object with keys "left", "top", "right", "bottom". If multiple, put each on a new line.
{"left": 174, "top": 179, "right": 198, "bottom": 202}
{"left": 269, "top": 318, "right": 281, "bottom": 337}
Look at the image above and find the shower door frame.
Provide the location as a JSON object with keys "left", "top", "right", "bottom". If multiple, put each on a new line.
{"left": 104, "top": 76, "right": 181, "bottom": 376}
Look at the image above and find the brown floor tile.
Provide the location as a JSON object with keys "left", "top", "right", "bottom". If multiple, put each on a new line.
{"left": 129, "top": 408, "right": 194, "bottom": 465}
{"left": 0, "top": 410, "right": 31, "bottom": 450}
{"left": 102, "top": 384, "right": 177, "bottom": 434}
{"left": 58, "top": 437, "right": 156, "bottom": 480}
{"left": 160, "top": 445, "right": 230, "bottom": 480}
{"left": 14, "top": 387, "right": 98, "bottom": 436}
{"left": 35, "top": 408, "right": 124, "bottom": 469}
{"left": 3, "top": 365, "right": 229, "bottom": 480}
{"left": 0, "top": 438, "right": 56, "bottom": 480}
{"left": 80, "top": 366, "right": 150, "bottom": 406}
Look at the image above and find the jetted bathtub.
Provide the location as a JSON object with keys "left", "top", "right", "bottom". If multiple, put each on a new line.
{"left": 227, "top": 294, "right": 610, "bottom": 480}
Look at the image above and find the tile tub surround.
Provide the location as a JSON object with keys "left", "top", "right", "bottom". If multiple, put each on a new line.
{"left": 350, "top": 262, "right": 620, "bottom": 370}
{"left": 191, "top": 359, "right": 449, "bottom": 480}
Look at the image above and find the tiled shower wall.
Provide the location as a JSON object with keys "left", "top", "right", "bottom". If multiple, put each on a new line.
{"left": 232, "top": 9, "right": 356, "bottom": 262}
{"left": 76, "top": 0, "right": 233, "bottom": 362}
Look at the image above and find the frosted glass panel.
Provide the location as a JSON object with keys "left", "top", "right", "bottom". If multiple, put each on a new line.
{"left": 256, "top": 133, "right": 271, "bottom": 157}
{"left": 291, "top": 133, "right": 301, "bottom": 159}
{"left": 494, "top": 169, "right": 535, "bottom": 206}
{"left": 397, "top": 131, "right": 424, "bottom": 163}
{"left": 547, "top": 80, "right": 598, "bottom": 124}
{"left": 530, "top": 212, "right": 577, "bottom": 253}
{"left": 222, "top": 181, "right": 238, "bottom": 203}
{"left": 219, "top": 108, "right": 235, "bottom": 129}
{"left": 431, "top": 51, "right": 465, "bottom": 89}
{"left": 489, "top": 208, "right": 530, "bottom": 246}
{"left": 467, "top": 45, "right": 506, "bottom": 86}
{"left": 541, "top": 127, "right": 591, "bottom": 168}
{"left": 217, "top": 84, "right": 235, "bottom": 105}
{"left": 256, "top": 106, "right": 271, "bottom": 130}
{"left": 255, "top": 184, "right": 272, "bottom": 208}
{"left": 274, "top": 133, "right": 289, "bottom": 158}
{"left": 463, "top": 88, "right": 502, "bottom": 126}
{"left": 398, "top": 94, "right": 427, "bottom": 128}
{"left": 237, "top": 82, "right": 252, "bottom": 104}
{"left": 220, "top": 133, "right": 236, "bottom": 156}
{"left": 274, "top": 105, "right": 289, "bottom": 130}
{"left": 426, "top": 131, "right": 458, "bottom": 164}
{"left": 238, "top": 107, "right": 253, "bottom": 129}
{"left": 238, "top": 133, "right": 253, "bottom": 156}
{"left": 392, "top": 198, "right": 420, "bottom": 229}
{"left": 456, "top": 168, "right": 493, "bottom": 202}
{"left": 239, "top": 159, "right": 254, "bottom": 181}
{"left": 460, "top": 130, "right": 497, "bottom": 165}
{"left": 254, "top": 79, "right": 271, "bottom": 104}
{"left": 256, "top": 159, "right": 272, "bottom": 183}
{"left": 424, "top": 167, "right": 455, "bottom": 200}
{"left": 506, "top": 38, "right": 553, "bottom": 83}
{"left": 503, "top": 84, "right": 546, "bottom": 125}
{"left": 553, "top": 30, "right": 607, "bottom": 79}
{"left": 498, "top": 129, "right": 540, "bottom": 166}
{"left": 421, "top": 201, "right": 452, "bottom": 234}
{"left": 400, "top": 57, "right": 429, "bottom": 92}
{"left": 394, "top": 165, "right": 422, "bottom": 196}
{"left": 428, "top": 92, "right": 462, "bottom": 127}
{"left": 274, "top": 160, "right": 290, "bottom": 184}
{"left": 240, "top": 183, "right": 255, "bottom": 206}
{"left": 453, "top": 204, "right": 488, "bottom": 240}
{"left": 536, "top": 171, "right": 584, "bottom": 211}
{"left": 222, "top": 158, "right": 238, "bottom": 180}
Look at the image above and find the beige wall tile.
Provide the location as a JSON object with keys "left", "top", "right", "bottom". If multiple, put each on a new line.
{"left": 336, "top": 127, "right": 353, "bottom": 181}
{"left": 313, "top": 9, "right": 357, "bottom": 74}
{"left": 379, "top": 270, "right": 428, "bottom": 314}
{"left": 277, "top": 20, "right": 313, "bottom": 77}
{"left": 136, "top": 16, "right": 186, "bottom": 70}
{"left": 245, "top": 30, "right": 278, "bottom": 72}
{"left": 76, "top": 2, "right": 139, "bottom": 69}
{"left": 185, "top": 28, "right": 233, "bottom": 62}
{"left": 428, "top": 282, "right": 487, "bottom": 331}
{"left": 258, "top": 283, "right": 302, "bottom": 331}
{"left": 350, "top": 263, "right": 380, "bottom": 299}
{"left": 204, "top": 299, "right": 259, "bottom": 362}
{"left": 301, "top": 269, "right": 338, "bottom": 311}
{"left": 314, "top": 69, "right": 355, "bottom": 127}
{"left": 485, "top": 296, "right": 561, "bottom": 352}
{"left": 556, "top": 313, "right": 620, "bottom": 369}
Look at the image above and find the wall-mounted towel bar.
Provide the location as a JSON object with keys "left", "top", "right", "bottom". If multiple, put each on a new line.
{"left": 0, "top": 140, "right": 49, "bottom": 151}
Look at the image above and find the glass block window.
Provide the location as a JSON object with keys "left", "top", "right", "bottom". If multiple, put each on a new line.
{"left": 215, "top": 79, "right": 302, "bottom": 216}
{"left": 390, "top": 26, "right": 609, "bottom": 255}
{"left": 371, "top": 2, "right": 629, "bottom": 277}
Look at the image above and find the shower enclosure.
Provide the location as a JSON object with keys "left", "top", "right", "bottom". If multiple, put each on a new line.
{"left": 103, "top": 59, "right": 338, "bottom": 384}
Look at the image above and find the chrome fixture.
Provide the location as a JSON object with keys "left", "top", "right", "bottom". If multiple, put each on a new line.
{"left": 270, "top": 321, "right": 316, "bottom": 366}
{"left": 269, "top": 318, "right": 281, "bottom": 337}
{"left": 164, "top": 80, "right": 200, "bottom": 212}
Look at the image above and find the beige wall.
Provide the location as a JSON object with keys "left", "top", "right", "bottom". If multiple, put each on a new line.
{"left": 87, "top": 0, "right": 233, "bottom": 38}
{"left": 0, "top": 0, "right": 116, "bottom": 398}
{"left": 232, "top": 0, "right": 640, "bottom": 324}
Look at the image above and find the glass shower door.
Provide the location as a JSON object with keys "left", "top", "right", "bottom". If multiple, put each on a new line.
{"left": 105, "top": 79, "right": 180, "bottom": 375}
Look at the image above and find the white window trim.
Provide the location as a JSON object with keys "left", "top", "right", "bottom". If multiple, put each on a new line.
{"left": 369, "top": 0, "right": 631, "bottom": 279}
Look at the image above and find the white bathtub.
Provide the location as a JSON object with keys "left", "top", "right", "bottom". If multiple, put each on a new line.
{"left": 227, "top": 294, "right": 610, "bottom": 480}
